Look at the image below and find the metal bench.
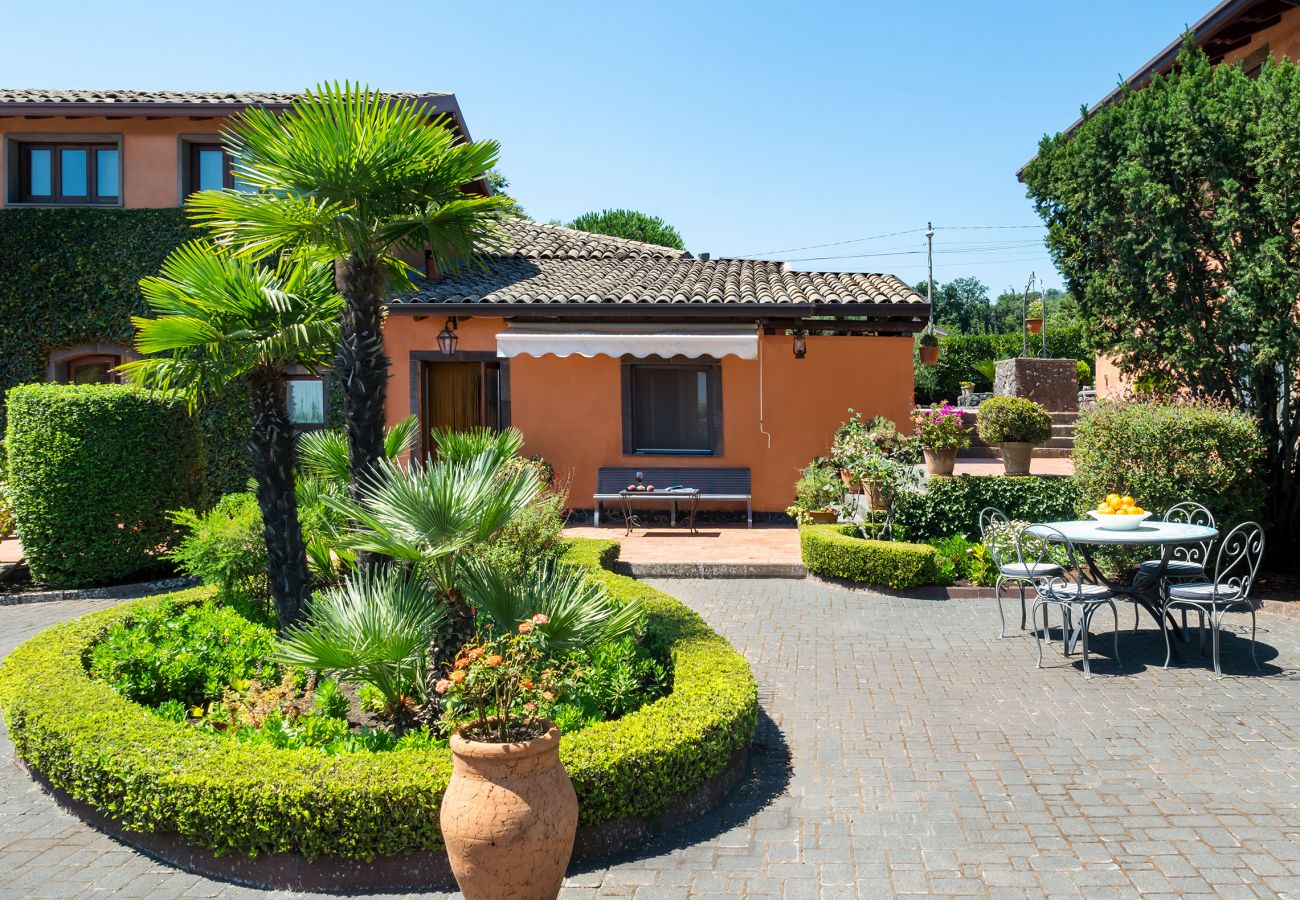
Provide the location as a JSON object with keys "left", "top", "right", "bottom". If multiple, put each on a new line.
{"left": 594, "top": 467, "right": 752, "bottom": 528}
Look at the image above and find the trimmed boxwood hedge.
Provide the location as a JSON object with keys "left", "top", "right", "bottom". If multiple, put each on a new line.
{"left": 799, "top": 524, "right": 938, "bottom": 588}
{"left": 893, "top": 474, "right": 1080, "bottom": 542}
{"left": 0, "top": 537, "right": 757, "bottom": 860}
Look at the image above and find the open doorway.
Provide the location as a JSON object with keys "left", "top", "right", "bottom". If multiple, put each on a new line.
{"left": 419, "top": 359, "right": 504, "bottom": 455}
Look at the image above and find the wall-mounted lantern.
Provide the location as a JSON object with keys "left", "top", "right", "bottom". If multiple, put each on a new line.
{"left": 436, "top": 317, "right": 459, "bottom": 355}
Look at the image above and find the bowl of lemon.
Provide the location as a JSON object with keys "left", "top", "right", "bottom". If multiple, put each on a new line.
{"left": 1088, "top": 494, "right": 1151, "bottom": 531}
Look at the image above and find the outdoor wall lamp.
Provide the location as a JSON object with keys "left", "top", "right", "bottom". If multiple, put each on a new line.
{"left": 436, "top": 317, "right": 459, "bottom": 355}
{"left": 792, "top": 331, "right": 807, "bottom": 359}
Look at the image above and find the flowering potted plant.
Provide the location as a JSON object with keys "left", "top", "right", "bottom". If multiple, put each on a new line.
{"left": 918, "top": 331, "right": 940, "bottom": 365}
{"left": 786, "top": 462, "right": 843, "bottom": 525}
{"left": 832, "top": 411, "right": 915, "bottom": 496}
{"left": 976, "top": 396, "right": 1053, "bottom": 475}
{"left": 1025, "top": 299, "right": 1044, "bottom": 334}
{"left": 911, "top": 404, "right": 970, "bottom": 476}
{"left": 436, "top": 616, "right": 578, "bottom": 900}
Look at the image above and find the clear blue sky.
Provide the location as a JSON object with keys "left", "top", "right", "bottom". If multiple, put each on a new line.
{"left": 7, "top": 0, "right": 1210, "bottom": 295}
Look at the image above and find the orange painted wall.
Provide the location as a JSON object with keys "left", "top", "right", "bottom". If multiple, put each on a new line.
{"left": 0, "top": 115, "right": 234, "bottom": 208}
{"left": 383, "top": 315, "right": 916, "bottom": 512}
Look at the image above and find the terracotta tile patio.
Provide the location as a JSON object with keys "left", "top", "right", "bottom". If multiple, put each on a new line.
{"left": 952, "top": 456, "right": 1075, "bottom": 476}
{"left": 563, "top": 524, "right": 801, "bottom": 567}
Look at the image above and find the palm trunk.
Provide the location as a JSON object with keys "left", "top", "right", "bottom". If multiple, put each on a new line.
{"left": 247, "top": 368, "right": 311, "bottom": 631}
{"left": 336, "top": 254, "right": 390, "bottom": 571}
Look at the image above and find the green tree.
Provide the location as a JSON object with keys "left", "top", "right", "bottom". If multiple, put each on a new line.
{"left": 120, "top": 243, "right": 342, "bottom": 629}
{"left": 914, "top": 277, "right": 992, "bottom": 334}
{"left": 1023, "top": 46, "right": 1300, "bottom": 550}
{"left": 188, "top": 84, "right": 515, "bottom": 529}
{"left": 568, "top": 208, "right": 684, "bottom": 250}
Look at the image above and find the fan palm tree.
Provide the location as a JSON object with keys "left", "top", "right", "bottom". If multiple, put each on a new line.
{"left": 119, "top": 242, "right": 342, "bottom": 630}
{"left": 188, "top": 83, "right": 515, "bottom": 524}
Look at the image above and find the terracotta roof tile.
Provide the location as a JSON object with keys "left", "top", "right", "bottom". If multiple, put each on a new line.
{"left": 397, "top": 219, "right": 925, "bottom": 309}
{"left": 0, "top": 88, "right": 451, "bottom": 106}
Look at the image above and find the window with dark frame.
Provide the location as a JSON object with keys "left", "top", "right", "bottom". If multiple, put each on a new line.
{"left": 66, "top": 354, "right": 122, "bottom": 385}
{"left": 622, "top": 361, "right": 722, "bottom": 455}
{"left": 187, "top": 143, "right": 232, "bottom": 194}
{"left": 15, "top": 142, "right": 119, "bottom": 204}
{"left": 285, "top": 376, "right": 327, "bottom": 429}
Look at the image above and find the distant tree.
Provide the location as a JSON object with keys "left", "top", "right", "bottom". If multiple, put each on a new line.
{"left": 991, "top": 287, "right": 1079, "bottom": 333}
{"left": 568, "top": 209, "right": 684, "bottom": 250}
{"left": 1023, "top": 45, "right": 1300, "bottom": 551}
{"left": 914, "top": 276, "right": 992, "bottom": 334}
{"left": 485, "top": 169, "right": 525, "bottom": 218}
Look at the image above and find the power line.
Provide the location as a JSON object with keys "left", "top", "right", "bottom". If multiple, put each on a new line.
{"left": 936, "top": 224, "right": 1045, "bottom": 230}
{"left": 785, "top": 243, "right": 1045, "bottom": 263}
{"left": 740, "top": 227, "right": 926, "bottom": 258}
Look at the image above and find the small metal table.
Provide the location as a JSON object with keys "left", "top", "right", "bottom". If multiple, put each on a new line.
{"left": 1029, "top": 519, "right": 1219, "bottom": 652}
{"left": 618, "top": 488, "right": 700, "bottom": 535}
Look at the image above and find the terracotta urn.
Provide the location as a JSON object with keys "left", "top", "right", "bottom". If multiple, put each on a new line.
{"left": 806, "top": 509, "right": 838, "bottom": 525}
{"left": 999, "top": 441, "right": 1034, "bottom": 476}
{"left": 919, "top": 345, "right": 939, "bottom": 365}
{"left": 923, "top": 446, "right": 957, "bottom": 476}
{"left": 838, "top": 469, "right": 862, "bottom": 493}
{"left": 1025, "top": 318, "right": 1043, "bottom": 334}
{"left": 441, "top": 720, "right": 577, "bottom": 900}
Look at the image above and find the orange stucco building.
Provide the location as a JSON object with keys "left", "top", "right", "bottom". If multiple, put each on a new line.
{"left": 0, "top": 89, "right": 928, "bottom": 518}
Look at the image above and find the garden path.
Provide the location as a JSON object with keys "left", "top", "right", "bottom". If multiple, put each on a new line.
{"left": 3, "top": 581, "right": 1300, "bottom": 898}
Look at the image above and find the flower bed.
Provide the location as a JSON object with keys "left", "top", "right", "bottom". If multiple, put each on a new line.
{"left": 0, "top": 537, "right": 756, "bottom": 862}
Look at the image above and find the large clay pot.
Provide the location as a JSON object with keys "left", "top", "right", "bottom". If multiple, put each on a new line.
{"left": 1025, "top": 318, "right": 1043, "bottom": 334}
{"left": 923, "top": 447, "right": 957, "bottom": 476}
{"left": 806, "top": 509, "right": 838, "bottom": 524}
{"left": 999, "top": 441, "right": 1034, "bottom": 476}
{"left": 441, "top": 720, "right": 577, "bottom": 900}
{"left": 838, "top": 469, "right": 862, "bottom": 493}
{"left": 863, "top": 479, "right": 886, "bottom": 510}
{"left": 919, "top": 345, "right": 939, "bottom": 365}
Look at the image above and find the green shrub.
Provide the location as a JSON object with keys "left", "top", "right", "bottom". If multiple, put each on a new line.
{"left": 5, "top": 383, "right": 205, "bottom": 587}
{"left": 977, "top": 396, "right": 1053, "bottom": 444}
{"left": 87, "top": 598, "right": 277, "bottom": 708}
{"left": 169, "top": 493, "right": 271, "bottom": 622}
{"left": 1072, "top": 398, "right": 1266, "bottom": 527}
{"left": 927, "top": 534, "right": 990, "bottom": 586}
{"left": 464, "top": 481, "right": 569, "bottom": 578}
{"left": 800, "top": 525, "right": 938, "bottom": 588}
{"left": 0, "top": 541, "right": 756, "bottom": 859}
{"left": 893, "top": 474, "right": 1079, "bottom": 541}
{"left": 1076, "top": 359, "right": 1093, "bottom": 387}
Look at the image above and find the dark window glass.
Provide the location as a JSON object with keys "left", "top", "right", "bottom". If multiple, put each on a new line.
{"left": 60, "top": 149, "right": 88, "bottom": 196}
{"left": 629, "top": 364, "right": 715, "bottom": 453}
{"left": 286, "top": 378, "right": 326, "bottom": 426}
{"left": 28, "top": 149, "right": 52, "bottom": 196}
{"left": 96, "top": 149, "right": 119, "bottom": 197}
{"left": 68, "top": 355, "right": 120, "bottom": 384}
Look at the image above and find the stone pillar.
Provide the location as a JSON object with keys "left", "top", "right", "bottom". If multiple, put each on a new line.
{"left": 993, "top": 358, "right": 1079, "bottom": 411}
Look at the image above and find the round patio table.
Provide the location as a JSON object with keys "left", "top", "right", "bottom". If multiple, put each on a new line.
{"left": 1028, "top": 519, "right": 1219, "bottom": 655}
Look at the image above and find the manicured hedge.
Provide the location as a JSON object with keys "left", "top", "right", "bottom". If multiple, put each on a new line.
{"left": 800, "top": 524, "right": 938, "bottom": 588}
{"left": 0, "top": 538, "right": 757, "bottom": 859}
{"left": 6, "top": 383, "right": 205, "bottom": 587}
{"left": 893, "top": 474, "right": 1079, "bottom": 541}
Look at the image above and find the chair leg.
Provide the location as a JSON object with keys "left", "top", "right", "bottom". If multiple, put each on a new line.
{"left": 1211, "top": 608, "right": 1223, "bottom": 680}
{"left": 1019, "top": 584, "right": 1027, "bottom": 631}
{"left": 995, "top": 576, "right": 1007, "bottom": 639}
{"left": 1079, "top": 605, "right": 1092, "bottom": 679}
{"left": 1250, "top": 608, "right": 1260, "bottom": 671}
{"left": 1133, "top": 599, "right": 1140, "bottom": 633}
{"left": 1033, "top": 600, "right": 1046, "bottom": 669}
{"left": 1162, "top": 602, "right": 1174, "bottom": 669}
{"left": 1109, "top": 600, "right": 1122, "bottom": 672}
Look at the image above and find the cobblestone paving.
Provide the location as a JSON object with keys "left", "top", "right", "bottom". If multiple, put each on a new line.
{"left": 3, "top": 582, "right": 1300, "bottom": 898}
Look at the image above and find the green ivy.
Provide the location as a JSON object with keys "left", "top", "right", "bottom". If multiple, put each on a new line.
{"left": 5, "top": 383, "right": 205, "bottom": 586}
{"left": 0, "top": 539, "right": 757, "bottom": 859}
{"left": 893, "top": 474, "right": 1079, "bottom": 542}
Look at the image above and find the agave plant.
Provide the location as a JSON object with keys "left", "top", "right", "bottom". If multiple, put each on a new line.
{"left": 457, "top": 559, "right": 645, "bottom": 654}
{"left": 275, "top": 566, "right": 447, "bottom": 714}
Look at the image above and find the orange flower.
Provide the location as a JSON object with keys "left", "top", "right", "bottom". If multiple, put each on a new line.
{"left": 450, "top": 670, "right": 466, "bottom": 684}
{"left": 468, "top": 647, "right": 485, "bottom": 660}
{"left": 485, "top": 654, "right": 504, "bottom": 668}
{"left": 523, "top": 701, "right": 537, "bottom": 713}
{"left": 531, "top": 613, "right": 550, "bottom": 626}
{"left": 542, "top": 690, "right": 555, "bottom": 702}
{"left": 518, "top": 621, "right": 534, "bottom": 634}
{"left": 521, "top": 678, "right": 535, "bottom": 689}
{"left": 454, "top": 657, "right": 470, "bottom": 670}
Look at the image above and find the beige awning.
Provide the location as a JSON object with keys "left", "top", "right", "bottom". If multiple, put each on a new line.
{"left": 495, "top": 323, "right": 758, "bottom": 360}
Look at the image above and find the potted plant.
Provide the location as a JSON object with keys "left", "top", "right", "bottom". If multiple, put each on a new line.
{"left": 912, "top": 404, "right": 970, "bottom": 476}
{"left": 959, "top": 380, "right": 975, "bottom": 395}
{"left": 918, "top": 331, "right": 940, "bottom": 366}
{"left": 786, "top": 462, "right": 843, "bottom": 525}
{"left": 1025, "top": 299, "right": 1044, "bottom": 334}
{"left": 976, "top": 396, "right": 1053, "bottom": 476}
{"left": 436, "top": 620, "right": 579, "bottom": 900}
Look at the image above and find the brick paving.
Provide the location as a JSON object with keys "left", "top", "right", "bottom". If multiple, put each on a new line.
{"left": 4, "top": 582, "right": 1300, "bottom": 898}
{"left": 563, "top": 524, "right": 801, "bottom": 567}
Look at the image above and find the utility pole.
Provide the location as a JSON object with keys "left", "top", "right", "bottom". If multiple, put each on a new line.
{"left": 925, "top": 222, "right": 934, "bottom": 313}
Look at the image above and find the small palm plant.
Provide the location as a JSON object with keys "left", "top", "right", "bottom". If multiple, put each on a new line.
{"left": 189, "top": 83, "right": 516, "bottom": 517}
{"left": 119, "top": 242, "right": 341, "bottom": 630}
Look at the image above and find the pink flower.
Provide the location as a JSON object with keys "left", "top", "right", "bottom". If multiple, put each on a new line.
{"left": 518, "top": 621, "right": 534, "bottom": 634}
{"left": 434, "top": 678, "right": 451, "bottom": 695}
{"left": 531, "top": 613, "right": 550, "bottom": 626}
{"left": 523, "top": 701, "right": 537, "bottom": 713}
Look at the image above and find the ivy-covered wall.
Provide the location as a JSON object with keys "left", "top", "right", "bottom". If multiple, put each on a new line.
{"left": 0, "top": 208, "right": 252, "bottom": 497}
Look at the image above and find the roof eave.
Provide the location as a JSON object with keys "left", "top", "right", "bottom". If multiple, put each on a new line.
{"left": 387, "top": 300, "right": 930, "bottom": 322}
{"left": 0, "top": 92, "right": 464, "bottom": 125}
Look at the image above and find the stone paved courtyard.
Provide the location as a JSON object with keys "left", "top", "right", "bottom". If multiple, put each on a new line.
{"left": 3, "top": 580, "right": 1300, "bottom": 898}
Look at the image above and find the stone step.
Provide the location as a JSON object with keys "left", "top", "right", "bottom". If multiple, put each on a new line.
{"left": 1051, "top": 411, "right": 1079, "bottom": 424}
{"left": 1052, "top": 424, "right": 1075, "bottom": 437}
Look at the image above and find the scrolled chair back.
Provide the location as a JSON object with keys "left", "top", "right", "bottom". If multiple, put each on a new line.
{"left": 1164, "top": 501, "right": 1216, "bottom": 567}
{"left": 978, "top": 506, "right": 1011, "bottom": 567}
{"left": 1209, "top": 521, "right": 1265, "bottom": 604}
{"left": 1016, "top": 524, "right": 1082, "bottom": 600}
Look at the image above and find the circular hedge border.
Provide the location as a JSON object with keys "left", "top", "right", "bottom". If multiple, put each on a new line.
{"left": 0, "top": 538, "right": 757, "bottom": 886}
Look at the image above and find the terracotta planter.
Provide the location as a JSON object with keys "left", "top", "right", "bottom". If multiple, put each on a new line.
{"left": 806, "top": 509, "right": 838, "bottom": 525}
{"left": 1025, "top": 318, "right": 1042, "bottom": 334}
{"left": 999, "top": 441, "right": 1034, "bottom": 476}
{"left": 838, "top": 469, "right": 862, "bottom": 493}
{"left": 923, "top": 446, "right": 957, "bottom": 476}
{"left": 919, "top": 345, "right": 939, "bottom": 365}
{"left": 863, "top": 479, "right": 886, "bottom": 509}
{"left": 441, "top": 720, "right": 577, "bottom": 900}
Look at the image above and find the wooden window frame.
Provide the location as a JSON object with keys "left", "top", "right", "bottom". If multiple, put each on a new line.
{"left": 14, "top": 140, "right": 121, "bottom": 205}
{"left": 621, "top": 356, "right": 724, "bottom": 456}
{"left": 66, "top": 353, "right": 123, "bottom": 384}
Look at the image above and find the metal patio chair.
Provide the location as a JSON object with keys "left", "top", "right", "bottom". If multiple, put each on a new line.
{"left": 1134, "top": 501, "right": 1216, "bottom": 632}
{"left": 1020, "top": 524, "right": 1122, "bottom": 679}
{"left": 980, "top": 507, "right": 1063, "bottom": 638}
{"left": 1162, "top": 521, "right": 1265, "bottom": 679}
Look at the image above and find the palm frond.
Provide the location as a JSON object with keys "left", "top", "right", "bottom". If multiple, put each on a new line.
{"left": 457, "top": 559, "right": 644, "bottom": 653}
{"left": 429, "top": 426, "right": 524, "bottom": 467}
